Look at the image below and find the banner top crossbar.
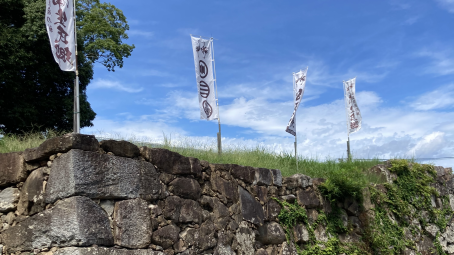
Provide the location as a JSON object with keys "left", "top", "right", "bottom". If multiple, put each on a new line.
{"left": 190, "top": 34, "right": 218, "bottom": 40}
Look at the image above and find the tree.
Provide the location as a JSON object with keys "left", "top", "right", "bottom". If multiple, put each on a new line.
{"left": 0, "top": 0, "right": 134, "bottom": 134}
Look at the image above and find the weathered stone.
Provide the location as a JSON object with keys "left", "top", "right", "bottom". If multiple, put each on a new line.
{"left": 283, "top": 174, "right": 312, "bottom": 189}
{"left": 338, "top": 233, "right": 361, "bottom": 243}
{"left": 211, "top": 172, "right": 238, "bottom": 203}
{"left": 344, "top": 197, "right": 359, "bottom": 216}
{"left": 293, "top": 224, "right": 309, "bottom": 244}
{"left": 114, "top": 198, "right": 151, "bottom": 248}
{"left": 214, "top": 199, "right": 230, "bottom": 230}
{"left": 2, "top": 196, "right": 113, "bottom": 253}
{"left": 280, "top": 194, "right": 296, "bottom": 203}
{"left": 279, "top": 241, "right": 297, "bottom": 255}
{"left": 163, "top": 196, "right": 183, "bottom": 222}
{"left": 179, "top": 199, "right": 202, "bottom": 224}
{"left": 255, "top": 168, "right": 273, "bottom": 186}
{"left": 214, "top": 244, "right": 236, "bottom": 255}
{"left": 0, "top": 152, "right": 27, "bottom": 187}
{"left": 180, "top": 220, "right": 217, "bottom": 251}
{"left": 0, "top": 187, "right": 20, "bottom": 212}
{"left": 314, "top": 224, "right": 328, "bottom": 242}
{"left": 256, "top": 248, "right": 269, "bottom": 255}
{"left": 45, "top": 149, "right": 162, "bottom": 203}
{"left": 265, "top": 199, "right": 281, "bottom": 221}
{"left": 24, "top": 133, "right": 99, "bottom": 162}
{"left": 235, "top": 221, "right": 255, "bottom": 255}
{"left": 255, "top": 186, "right": 268, "bottom": 203}
{"left": 140, "top": 147, "right": 202, "bottom": 177}
{"left": 416, "top": 235, "right": 433, "bottom": 254}
{"left": 54, "top": 247, "right": 165, "bottom": 255}
{"left": 169, "top": 178, "right": 201, "bottom": 200}
{"left": 17, "top": 168, "right": 46, "bottom": 215}
{"left": 297, "top": 188, "right": 321, "bottom": 209}
{"left": 151, "top": 224, "right": 180, "bottom": 249}
{"left": 425, "top": 224, "right": 439, "bottom": 239}
{"left": 238, "top": 186, "right": 264, "bottom": 225}
{"left": 270, "top": 169, "right": 282, "bottom": 186}
{"left": 99, "top": 139, "right": 140, "bottom": 158}
{"left": 230, "top": 164, "right": 256, "bottom": 184}
{"left": 369, "top": 164, "right": 397, "bottom": 184}
{"left": 257, "top": 222, "right": 286, "bottom": 245}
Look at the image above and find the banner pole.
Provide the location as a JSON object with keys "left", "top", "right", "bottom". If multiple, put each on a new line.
{"left": 295, "top": 134, "right": 298, "bottom": 171}
{"left": 347, "top": 135, "right": 351, "bottom": 161}
{"left": 211, "top": 38, "right": 221, "bottom": 154}
{"left": 73, "top": 0, "right": 80, "bottom": 134}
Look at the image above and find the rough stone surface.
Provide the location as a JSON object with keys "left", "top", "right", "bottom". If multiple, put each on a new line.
{"left": 54, "top": 247, "right": 165, "bottom": 255}
{"left": 45, "top": 149, "right": 162, "bottom": 203}
{"left": 238, "top": 186, "right": 264, "bottom": 225}
{"left": 211, "top": 172, "right": 239, "bottom": 203}
{"left": 265, "top": 199, "right": 282, "bottom": 221}
{"left": 279, "top": 242, "right": 297, "bottom": 255}
{"left": 169, "top": 178, "right": 201, "bottom": 200}
{"left": 255, "top": 168, "right": 273, "bottom": 186}
{"left": 151, "top": 224, "right": 180, "bottom": 249}
{"left": 23, "top": 133, "right": 99, "bottom": 162}
{"left": 2, "top": 196, "right": 113, "bottom": 253}
{"left": 230, "top": 165, "right": 256, "bottom": 184}
{"left": 293, "top": 224, "right": 310, "bottom": 244}
{"left": 235, "top": 222, "right": 255, "bottom": 255}
{"left": 284, "top": 174, "right": 312, "bottom": 189}
{"left": 180, "top": 220, "right": 217, "bottom": 251}
{"left": 0, "top": 187, "right": 20, "bottom": 212}
{"left": 297, "top": 188, "right": 321, "bottom": 209}
{"left": 257, "top": 222, "right": 286, "bottom": 245}
{"left": 214, "top": 244, "right": 236, "bottom": 255}
{"left": 114, "top": 198, "right": 152, "bottom": 248}
{"left": 100, "top": 200, "right": 115, "bottom": 217}
{"left": 100, "top": 140, "right": 141, "bottom": 158}
{"left": 270, "top": 169, "right": 282, "bottom": 186}
{"left": 369, "top": 163, "right": 397, "bottom": 184}
{"left": 140, "top": 147, "right": 202, "bottom": 177}
{"left": 17, "top": 168, "right": 46, "bottom": 215}
{"left": 0, "top": 152, "right": 27, "bottom": 187}
{"left": 163, "top": 196, "right": 202, "bottom": 223}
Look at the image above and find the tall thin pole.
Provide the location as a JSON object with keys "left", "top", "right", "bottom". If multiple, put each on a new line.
{"left": 347, "top": 135, "right": 351, "bottom": 161}
{"left": 73, "top": 0, "right": 80, "bottom": 133}
{"left": 211, "top": 38, "right": 221, "bottom": 154}
{"left": 295, "top": 133, "right": 298, "bottom": 171}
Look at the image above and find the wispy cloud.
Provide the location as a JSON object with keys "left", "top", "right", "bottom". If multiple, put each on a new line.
{"left": 90, "top": 79, "right": 143, "bottom": 93}
{"left": 128, "top": 30, "right": 154, "bottom": 38}
{"left": 409, "top": 84, "right": 454, "bottom": 110}
{"left": 417, "top": 48, "right": 454, "bottom": 76}
{"left": 434, "top": 0, "right": 454, "bottom": 13}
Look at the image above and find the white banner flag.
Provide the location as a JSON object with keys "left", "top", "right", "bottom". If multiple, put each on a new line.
{"left": 285, "top": 68, "right": 308, "bottom": 136}
{"left": 343, "top": 78, "right": 362, "bottom": 134}
{"left": 45, "top": 0, "right": 76, "bottom": 71}
{"left": 191, "top": 36, "right": 218, "bottom": 120}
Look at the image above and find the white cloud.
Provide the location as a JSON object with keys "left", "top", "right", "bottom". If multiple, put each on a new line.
{"left": 417, "top": 49, "right": 454, "bottom": 76}
{"left": 434, "top": 0, "right": 454, "bottom": 13}
{"left": 409, "top": 84, "right": 454, "bottom": 110}
{"left": 90, "top": 79, "right": 143, "bottom": 93}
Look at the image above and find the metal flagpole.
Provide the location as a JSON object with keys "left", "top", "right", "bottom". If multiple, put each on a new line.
{"left": 343, "top": 80, "right": 349, "bottom": 161}
{"left": 73, "top": 0, "right": 80, "bottom": 133}
{"left": 293, "top": 72, "right": 298, "bottom": 171}
{"left": 211, "top": 37, "right": 222, "bottom": 154}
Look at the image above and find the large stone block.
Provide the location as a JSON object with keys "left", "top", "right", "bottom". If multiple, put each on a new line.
{"left": 0, "top": 152, "right": 27, "bottom": 187}
{"left": 23, "top": 133, "right": 99, "bottom": 162}
{"left": 257, "top": 222, "right": 286, "bottom": 245}
{"left": 230, "top": 165, "right": 255, "bottom": 184}
{"left": 180, "top": 220, "right": 217, "bottom": 251}
{"left": 17, "top": 168, "right": 46, "bottom": 215}
{"left": 297, "top": 188, "right": 321, "bottom": 209}
{"left": 2, "top": 196, "right": 113, "bottom": 253}
{"left": 151, "top": 224, "right": 180, "bottom": 249}
{"left": 114, "top": 198, "right": 152, "bottom": 248}
{"left": 284, "top": 174, "right": 312, "bottom": 189}
{"left": 54, "top": 247, "right": 165, "bottom": 255}
{"left": 270, "top": 169, "right": 282, "bottom": 186}
{"left": 100, "top": 140, "right": 140, "bottom": 158}
{"left": 211, "top": 172, "right": 238, "bottom": 203}
{"left": 140, "top": 147, "right": 201, "bottom": 177}
{"left": 0, "top": 187, "right": 20, "bottom": 212}
{"left": 162, "top": 196, "right": 202, "bottom": 223}
{"left": 238, "top": 186, "right": 264, "bottom": 225}
{"left": 254, "top": 168, "right": 273, "bottom": 186}
{"left": 45, "top": 149, "right": 162, "bottom": 203}
{"left": 169, "top": 177, "right": 201, "bottom": 200}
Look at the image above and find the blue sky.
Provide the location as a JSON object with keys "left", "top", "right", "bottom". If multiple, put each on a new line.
{"left": 82, "top": 0, "right": 454, "bottom": 165}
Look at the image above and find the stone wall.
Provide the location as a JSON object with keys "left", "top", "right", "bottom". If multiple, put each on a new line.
{"left": 0, "top": 133, "right": 453, "bottom": 255}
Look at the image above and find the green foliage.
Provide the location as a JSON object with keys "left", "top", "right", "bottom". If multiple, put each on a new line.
{"left": 0, "top": 0, "right": 133, "bottom": 134}
{"left": 366, "top": 160, "right": 452, "bottom": 254}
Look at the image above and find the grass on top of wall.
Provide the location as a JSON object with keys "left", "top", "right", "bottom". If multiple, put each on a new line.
{"left": 0, "top": 130, "right": 385, "bottom": 184}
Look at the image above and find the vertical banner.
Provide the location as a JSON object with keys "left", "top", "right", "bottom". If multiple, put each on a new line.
{"left": 45, "top": 0, "right": 76, "bottom": 71}
{"left": 343, "top": 78, "right": 362, "bottom": 134}
{"left": 191, "top": 36, "right": 218, "bottom": 120}
{"left": 285, "top": 68, "right": 308, "bottom": 136}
